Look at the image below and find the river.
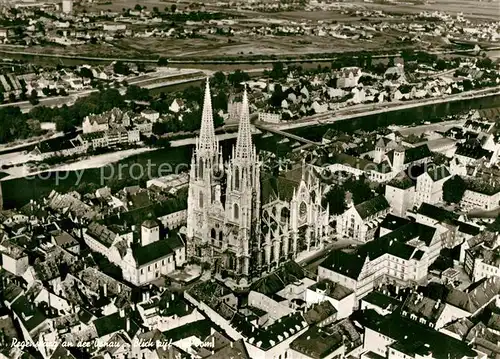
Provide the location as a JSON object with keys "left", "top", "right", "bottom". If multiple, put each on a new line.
{"left": 2, "top": 94, "right": 500, "bottom": 209}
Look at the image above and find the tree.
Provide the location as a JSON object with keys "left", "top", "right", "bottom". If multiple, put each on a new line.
{"left": 153, "top": 6, "right": 159, "bottom": 13}
{"left": 35, "top": 22, "right": 45, "bottom": 34}
{"left": 113, "top": 61, "right": 130, "bottom": 76}
{"left": 125, "top": 85, "right": 150, "bottom": 101}
{"left": 228, "top": 70, "right": 250, "bottom": 86}
{"left": 322, "top": 186, "right": 347, "bottom": 215}
{"left": 462, "top": 79, "right": 474, "bottom": 91}
{"left": 152, "top": 122, "right": 168, "bottom": 136}
{"left": 156, "top": 137, "right": 171, "bottom": 148}
{"left": 8, "top": 93, "right": 16, "bottom": 102}
{"left": 443, "top": 175, "right": 466, "bottom": 204}
{"left": 435, "top": 59, "right": 447, "bottom": 71}
{"left": 345, "top": 177, "right": 373, "bottom": 204}
{"left": 477, "top": 56, "right": 493, "bottom": 69}
{"left": 182, "top": 86, "right": 203, "bottom": 104}
{"left": 158, "top": 57, "right": 169, "bottom": 66}
{"left": 487, "top": 215, "right": 500, "bottom": 232}
{"left": 365, "top": 54, "right": 372, "bottom": 69}
{"left": 211, "top": 71, "right": 227, "bottom": 88}
{"left": 269, "top": 62, "right": 286, "bottom": 79}
{"left": 79, "top": 67, "right": 93, "bottom": 79}
{"left": 0, "top": 92, "right": 3, "bottom": 103}
{"left": 269, "top": 84, "right": 285, "bottom": 108}
{"left": 134, "top": 4, "right": 142, "bottom": 11}
{"left": 212, "top": 91, "right": 228, "bottom": 111}
{"left": 432, "top": 153, "right": 448, "bottom": 166}
{"left": 54, "top": 115, "right": 72, "bottom": 132}
{"left": 171, "top": 4, "right": 177, "bottom": 12}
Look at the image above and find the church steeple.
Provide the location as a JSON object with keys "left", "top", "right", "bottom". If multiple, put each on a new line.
{"left": 234, "top": 86, "right": 253, "bottom": 163}
{"left": 197, "top": 78, "right": 217, "bottom": 157}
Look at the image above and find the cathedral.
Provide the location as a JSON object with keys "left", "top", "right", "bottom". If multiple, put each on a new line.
{"left": 186, "top": 80, "right": 331, "bottom": 287}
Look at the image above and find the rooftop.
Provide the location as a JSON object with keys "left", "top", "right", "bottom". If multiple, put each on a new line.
{"left": 303, "top": 301, "right": 337, "bottom": 325}
{"left": 401, "top": 292, "right": 445, "bottom": 325}
{"left": 465, "top": 177, "right": 500, "bottom": 196}
{"left": 354, "top": 195, "right": 389, "bottom": 220}
{"left": 380, "top": 214, "right": 411, "bottom": 231}
{"left": 387, "top": 172, "right": 415, "bottom": 190}
{"left": 308, "top": 279, "right": 354, "bottom": 300}
{"left": 133, "top": 238, "right": 175, "bottom": 266}
{"left": 290, "top": 319, "right": 361, "bottom": 359}
{"left": 251, "top": 261, "right": 305, "bottom": 296}
{"left": 403, "top": 144, "right": 432, "bottom": 164}
{"left": 321, "top": 222, "right": 433, "bottom": 279}
{"left": 425, "top": 165, "right": 450, "bottom": 182}
{"left": 92, "top": 311, "right": 140, "bottom": 338}
{"left": 361, "top": 291, "right": 403, "bottom": 311}
{"left": 366, "top": 312, "right": 477, "bottom": 359}
{"left": 11, "top": 295, "right": 47, "bottom": 332}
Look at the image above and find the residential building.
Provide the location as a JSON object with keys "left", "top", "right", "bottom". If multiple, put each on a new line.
{"left": 384, "top": 173, "right": 415, "bottom": 217}
{"left": 305, "top": 279, "right": 356, "bottom": 319}
{"left": 0, "top": 239, "right": 29, "bottom": 276}
{"left": 460, "top": 180, "right": 500, "bottom": 211}
{"left": 415, "top": 202, "right": 480, "bottom": 250}
{"left": 363, "top": 312, "right": 479, "bottom": 359}
{"left": 336, "top": 195, "right": 390, "bottom": 243}
{"left": 337, "top": 67, "right": 362, "bottom": 88}
{"left": 320, "top": 221, "right": 435, "bottom": 298}
{"left": 413, "top": 165, "right": 451, "bottom": 208}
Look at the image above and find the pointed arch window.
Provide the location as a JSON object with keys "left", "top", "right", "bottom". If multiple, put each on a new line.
{"left": 299, "top": 202, "right": 307, "bottom": 221}
{"left": 199, "top": 191, "right": 204, "bottom": 208}
{"left": 280, "top": 207, "right": 290, "bottom": 222}
{"left": 234, "top": 166, "right": 240, "bottom": 190}
{"left": 199, "top": 158, "right": 204, "bottom": 179}
{"left": 233, "top": 203, "right": 239, "bottom": 220}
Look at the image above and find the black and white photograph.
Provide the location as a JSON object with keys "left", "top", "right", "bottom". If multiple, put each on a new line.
{"left": 0, "top": 0, "right": 499, "bottom": 358}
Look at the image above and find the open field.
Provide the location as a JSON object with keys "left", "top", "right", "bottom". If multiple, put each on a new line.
{"left": 5, "top": 0, "right": 497, "bottom": 62}
{"left": 44, "top": 0, "right": 500, "bottom": 20}
{"left": 0, "top": 33, "right": 412, "bottom": 60}
{"left": 356, "top": 0, "right": 500, "bottom": 20}
{"left": 83, "top": 0, "right": 500, "bottom": 21}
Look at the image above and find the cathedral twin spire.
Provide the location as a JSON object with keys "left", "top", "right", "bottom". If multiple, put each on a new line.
{"left": 234, "top": 87, "right": 254, "bottom": 163}
{"left": 197, "top": 79, "right": 253, "bottom": 162}
{"left": 197, "top": 79, "right": 217, "bottom": 157}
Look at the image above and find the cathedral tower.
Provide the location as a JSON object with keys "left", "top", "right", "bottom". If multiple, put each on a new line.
{"left": 186, "top": 79, "right": 222, "bottom": 258}
{"left": 224, "top": 88, "right": 261, "bottom": 283}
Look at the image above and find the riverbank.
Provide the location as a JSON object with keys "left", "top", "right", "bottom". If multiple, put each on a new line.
{"left": 0, "top": 131, "right": 243, "bottom": 182}
{"left": 0, "top": 131, "right": 65, "bottom": 154}
{"left": 1, "top": 92, "right": 499, "bottom": 209}
{"left": 0, "top": 147, "right": 156, "bottom": 181}
{"left": 271, "top": 86, "right": 500, "bottom": 131}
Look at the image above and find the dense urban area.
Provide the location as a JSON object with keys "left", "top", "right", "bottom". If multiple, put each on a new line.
{"left": 0, "top": 0, "right": 500, "bottom": 359}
